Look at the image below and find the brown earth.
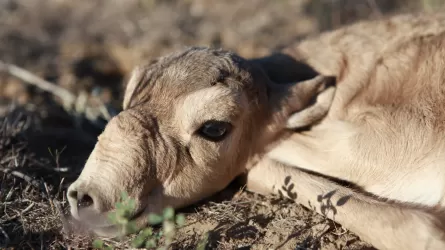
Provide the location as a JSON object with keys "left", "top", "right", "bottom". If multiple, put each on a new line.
{"left": 0, "top": 0, "right": 443, "bottom": 249}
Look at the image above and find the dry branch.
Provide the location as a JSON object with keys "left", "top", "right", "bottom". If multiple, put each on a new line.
{"left": 53, "top": 199, "right": 72, "bottom": 235}
{"left": 0, "top": 167, "right": 42, "bottom": 188}
{"left": 0, "top": 60, "right": 115, "bottom": 128}
{"left": 0, "top": 202, "right": 35, "bottom": 223}
{"left": 0, "top": 61, "right": 76, "bottom": 105}
{"left": 0, "top": 225, "right": 10, "bottom": 247}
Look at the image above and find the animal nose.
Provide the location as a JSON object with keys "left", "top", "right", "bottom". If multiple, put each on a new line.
{"left": 68, "top": 189, "right": 94, "bottom": 209}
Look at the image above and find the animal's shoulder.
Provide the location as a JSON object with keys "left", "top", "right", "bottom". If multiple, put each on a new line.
{"left": 283, "top": 12, "right": 445, "bottom": 76}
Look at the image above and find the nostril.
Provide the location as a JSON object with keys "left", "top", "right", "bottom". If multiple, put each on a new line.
{"left": 78, "top": 194, "right": 94, "bottom": 209}
{"left": 68, "top": 189, "right": 94, "bottom": 209}
{"left": 68, "top": 189, "right": 78, "bottom": 200}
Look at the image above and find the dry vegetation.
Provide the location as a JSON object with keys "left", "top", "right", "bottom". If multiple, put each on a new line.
{"left": 1, "top": 0, "right": 444, "bottom": 249}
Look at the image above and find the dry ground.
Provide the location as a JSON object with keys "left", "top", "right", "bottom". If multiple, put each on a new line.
{"left": 1, "top": 0, "right": 444, "bottom": 249}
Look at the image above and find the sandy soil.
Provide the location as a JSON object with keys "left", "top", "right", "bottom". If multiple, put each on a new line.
{"left": 0, "top": 0, "right": 439, "bottom": 249}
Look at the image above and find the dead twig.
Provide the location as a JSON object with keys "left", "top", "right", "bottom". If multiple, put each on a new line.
{"left": 4, "top": 186, "right": 14, "bottom": 201}
{"left": 0, "top": 225, "right": 10, "bottom": 248}
{"left": 0, "top": 60, "right": 76, "bottom": 106}
{"left": 53, "top": 199, "right": 71, "bottom": 235}
{"left": 0, "top": 167, "right": 41, "bottom": 188}
{"left": 0, "top": 202, "right": 35, "bottom": 223}
{"left": 34, "top": 165, "right": 70, "bottom": 173}
{"left": 0, "top": 60, "right": 115, "bottom": 127}
{"left": 43, "top": 182, "right": 55, "bottom": 214}
{"left": 0, "top": 199, "right": 34, "bottom": 206}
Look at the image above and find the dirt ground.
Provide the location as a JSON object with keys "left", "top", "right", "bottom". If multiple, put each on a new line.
{"left": 1, "top": 0, "right": 443, "bottom": 249}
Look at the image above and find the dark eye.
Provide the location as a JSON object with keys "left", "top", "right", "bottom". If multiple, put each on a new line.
{"left": 197, "top": 120, "right": 232, "bottom": 142}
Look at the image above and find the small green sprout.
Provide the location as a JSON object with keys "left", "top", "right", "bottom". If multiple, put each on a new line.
{"left": 92, "top": 191, "right": 187, "bottom": 250}
{"left": 92, "top": 239, "right": 114, "bottom": 250}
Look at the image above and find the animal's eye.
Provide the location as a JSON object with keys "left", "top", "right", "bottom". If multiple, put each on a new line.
{"left": 197, "top": 120, "right": 232, "bottom": 142}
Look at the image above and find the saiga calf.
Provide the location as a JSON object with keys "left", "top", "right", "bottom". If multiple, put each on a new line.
{"left": 67, "top": 12, "right": 445, "bottom": 249}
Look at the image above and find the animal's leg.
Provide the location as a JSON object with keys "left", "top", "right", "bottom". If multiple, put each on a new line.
{"left": 245, "top": 157, "right": 445, "bottom": 250}
{"left": 266, "top": 120, "right": 357, "bottom": 181}
{"left": 266, "top": 121, "right": 445, "bottom": 206}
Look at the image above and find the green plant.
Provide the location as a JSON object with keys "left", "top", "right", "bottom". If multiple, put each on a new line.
{"left": 92, "top": 192, "right": 186, "bottom": 250}
{"left": 195, "top": 232, "right": 209, "bottom": 250}
{"left": 92, "top": 239, "right": 114, "bottom": 250}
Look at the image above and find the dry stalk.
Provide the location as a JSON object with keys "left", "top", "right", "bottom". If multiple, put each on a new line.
{"left": 0, "top": 202, "right": 35, "bottom": 224}
{"left": 53, "top": 199, "right": 72, "bottom": 235}
{"left": 0, "top": 167, "right": 42, "bottom": 188}
{"left": 0, "top": 60, "right": 115, "bottom": 128}
{"left": 0, "top": 225, "right": 10, "bottom": 247}
{"left": 0, "top": 61, "right": 76, "bottom": 105}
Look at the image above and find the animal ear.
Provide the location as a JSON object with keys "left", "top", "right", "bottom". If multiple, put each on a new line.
{"left": 268, "top": 75, "right": 336, "bottom": 130}
{"left": 286, "top": 79, "right": 336, "bottom": 129}
{"left": 122, "top": 58, "right": 159, "bottom": 110}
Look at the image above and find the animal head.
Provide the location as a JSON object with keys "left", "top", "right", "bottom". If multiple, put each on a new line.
{"left": 66, "top": 47, "right": 335, "bottom": 236}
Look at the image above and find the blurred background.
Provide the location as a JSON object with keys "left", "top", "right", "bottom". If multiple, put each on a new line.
{"left": 0, "top": 0, "right": 441, "bottom": 113}
{"left": 1, "top": 0, "right": 444, "bottom": 249}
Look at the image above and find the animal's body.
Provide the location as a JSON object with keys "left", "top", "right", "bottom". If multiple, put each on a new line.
{"left": 67, "top": 12, "right": 445, "bottom": 249}
{"left": 248, "top": 11, "right": 445, "bottom": 249}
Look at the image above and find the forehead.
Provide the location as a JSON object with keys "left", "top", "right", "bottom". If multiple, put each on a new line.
{"left": 130, "top": 48, "right": 252, "bottom": 111}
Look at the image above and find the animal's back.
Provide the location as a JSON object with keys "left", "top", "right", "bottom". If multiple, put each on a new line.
{"left": 281, "top": 11, "right": 445, "bottom": 205}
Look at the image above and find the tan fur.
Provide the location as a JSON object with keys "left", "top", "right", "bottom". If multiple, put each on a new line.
{"left": 251, "top": 12, "right": 445, "bottom": 249}
{"left": 67, "top": 12, "right": 445, "bottom": 249}
{"left": 67, "top": 47, "right": 335, "bottom": 237}
{"left": 266, "top": 11, "right": 445, "bottom": 206}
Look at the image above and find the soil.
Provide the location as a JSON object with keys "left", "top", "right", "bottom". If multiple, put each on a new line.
{"left": 0, "top": 0, "right": 439, "bottom": 249}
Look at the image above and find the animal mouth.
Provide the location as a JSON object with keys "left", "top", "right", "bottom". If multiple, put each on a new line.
{"left": 76, "top": 205, "right": 148, "bottom": 233}
{"left": 97, "top": 206, "right": 149, "bottom": 237}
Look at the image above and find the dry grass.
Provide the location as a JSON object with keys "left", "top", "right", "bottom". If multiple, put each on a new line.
{"left": 0, "top": 105, "right": 96, "bottom": 249}
{"left": 1, "top": 0, "right": 444, "bottom": 249}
